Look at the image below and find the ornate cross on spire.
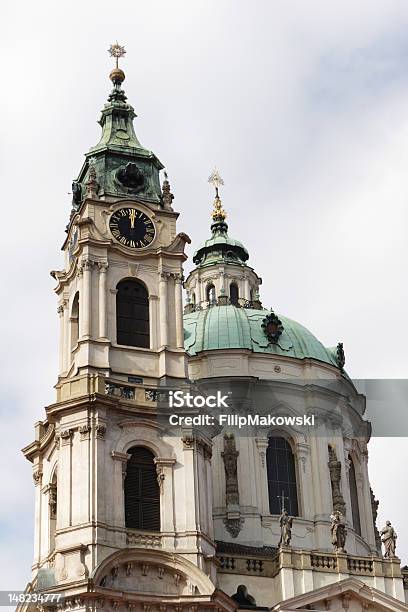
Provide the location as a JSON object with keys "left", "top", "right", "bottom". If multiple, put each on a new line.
{"left": 208, "top": 167, "right": 224, "bottom": 197}
{"left": 277, "top": 490, "right": 290, "bottom": 513}
{"left": 208, "top": 168, "right": 226, "bottom": 223}
{"left": 108, "top": 42, "right": 126, "bottom": 69}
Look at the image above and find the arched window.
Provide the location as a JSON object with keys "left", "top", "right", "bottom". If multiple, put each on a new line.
{"left": 206, "top": 284, "right": 216, "bottom": 304}
{"left": 349, "top": 455, "right": 361, "bottom": 535}
{"left": 230, "top": 283, "right": 239, "bottom": 306}
{"left": 124, "top": 447, "right": 160, "bottom": 531}
{"left": 266, "top": 436, "right": 299, "bottom": 516}
{"left": 116, "top": 279, "right": 149, "bottom": 348}
{"left": 191, "top": 292, "right": 196, "bottom": 306}
{"left": 70, "top": 293, "right": 79, "bottom": 351}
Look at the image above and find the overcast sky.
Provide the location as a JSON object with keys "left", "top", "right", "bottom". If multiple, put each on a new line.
{"left": 2, "top": 0, "right": 408, "bottom": 591}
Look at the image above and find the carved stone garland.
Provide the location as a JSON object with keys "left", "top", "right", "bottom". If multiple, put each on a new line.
{"left": 328, "top": 445, "right": 346, "bottom": 517}
{"left": 370, "top": 487, "right": 382, "bottom": 554}
{"left": 221, "top": 433, "right": 244, "bottom": 537}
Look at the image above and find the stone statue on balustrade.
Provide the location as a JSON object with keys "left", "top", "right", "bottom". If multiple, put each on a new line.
{"left": 381, "top": 521, "right": 397, "bottom": 558}
{"left": 278, "top": 509, "right": 294, "bottom": 548}
{"left": 331, "top": 510, "right": 347, "bottom": 553}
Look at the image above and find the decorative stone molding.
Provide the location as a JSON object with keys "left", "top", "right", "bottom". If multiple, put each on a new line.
{"left": 126, "top": 530, "right": 162, "bottom": 547}
{"left": 33, "top": 469, "right": 43, "bottom": 486}
{"left": 60, "top": 429, "right": 73, "bottom": 446}
{"left": 81, "top": 258, "right": 94, "bottom": 271}
{"left": 78, "top": 424, "right": 91, "bottom": 440}
{"left": 370, "top": 487, "right": 382, "bottom": 554}
{"left": 296, "top": 442, "right": 310, "bottom": 474}
{"left": 255, "top": 437, "right": 269, "bottom": 468}
{"left": 328, "top": 444, "right": 346, "bottom": 516}
{"left": 94, "top": 423, "right": 107, "bottom": 439}
{"left": 154, "top": 458, "right": 176, "bottom": 488}
{"left": 181, "top": 435, "right": 195, "bottom": 450}
{"left": 223, "top": 515, "right": 245, "bottom": 538}
{"left": 49, "top": 483, "right": 57, "bottom": 518}
{"left": 222, "top": 433, "right": 243, "bottom": 538}
{"left": 127, "top": 262, "right": 139, "bottom": 277}
{"left": 98, "top": 261, "right": 109, "bottom": 273}
{"left": 222, "top": 434, "right": 239, "bottom": 506}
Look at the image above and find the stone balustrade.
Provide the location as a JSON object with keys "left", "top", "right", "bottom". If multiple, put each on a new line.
{"left": 217, "top": 547, "right": 402, "bottom": 581}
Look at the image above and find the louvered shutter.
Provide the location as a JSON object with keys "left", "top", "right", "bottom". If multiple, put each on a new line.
{"left": 117, "top": 280, "right": 150, "bottom": 348}
{"left": 124, "top": 447, "right": 160, "bottom": 531}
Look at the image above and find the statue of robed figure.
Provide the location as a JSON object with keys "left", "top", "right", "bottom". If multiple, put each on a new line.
{"left": 330, "top": 510, "right": 347, "bottom": 553}
{"left": 380, "top": 521, "right": 397, "bottom": 558}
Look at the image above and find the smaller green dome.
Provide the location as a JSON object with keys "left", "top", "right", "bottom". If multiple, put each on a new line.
{"left": 193, "top": 220, "right": 249, "bottom": 267}
{"left": 184, "top": 305, "right": 340, "bottom": 369}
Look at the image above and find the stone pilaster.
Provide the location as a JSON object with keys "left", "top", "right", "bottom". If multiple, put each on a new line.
{"left": 98, "top": 261, "right": 108, "bottom": 339}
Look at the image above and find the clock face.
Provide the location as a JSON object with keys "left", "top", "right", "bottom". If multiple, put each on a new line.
{"left": 109, "top": 208, "right": 156, "bottom": 249}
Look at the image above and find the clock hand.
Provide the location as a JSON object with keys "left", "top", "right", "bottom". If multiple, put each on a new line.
{"left": 129, "top": 209, "right": 136, "bottom": 228}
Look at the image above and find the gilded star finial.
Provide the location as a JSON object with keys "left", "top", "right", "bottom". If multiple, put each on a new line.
{"left": 208, "top": 167, "right": 226, "bottom": 222}
{"left": 108, "top": 42, "right": 126, "bottom": 69}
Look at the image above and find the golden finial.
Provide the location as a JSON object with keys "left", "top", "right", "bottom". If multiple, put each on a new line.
{"left": 208, "top": 167, "right": 227, "bottom": 222}
{"left": 108, "top": 41, "right": 126, "bottom": 84}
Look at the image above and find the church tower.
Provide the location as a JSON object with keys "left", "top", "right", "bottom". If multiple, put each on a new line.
{"left": 21, "top": 46, "right": 232, "bottom": 612}
{"left": 20, "top": 47, "right": 408, "bottom": 612}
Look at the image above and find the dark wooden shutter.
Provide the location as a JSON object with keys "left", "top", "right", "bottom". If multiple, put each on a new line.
{"left": 125, "top": 447, "right": 160, "bottom": 531}
{"left": 266, "top": 437, "right": 299, "bottom": 516}
{"left": 230, "top": 283, "right": 239, "bottom": 306}
{"left": 116, "top": 280, "right": 150, "bottom": 348}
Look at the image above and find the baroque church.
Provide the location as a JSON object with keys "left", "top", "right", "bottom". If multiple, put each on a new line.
{"left": 20, "top": 47, "right": 408, "bottom": 612}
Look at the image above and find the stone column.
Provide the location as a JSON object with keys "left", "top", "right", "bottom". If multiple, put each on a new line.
{"left": 58, "top": 429, "right": 73, "bottom": 527}
{"left": 98, "top": 262, "right": 108, "bottom": 339}
{"left": 219, "top": 268, "right": 225, "bottom": 295}
{"left": 204, "top": 444, "right": 214, "bottom": 539}
{"left": 182, "top": 434, "right": 200, "bottom": 532}
{"left": 243, "top": 276, "right": 250, "bottom": 301}
{"left": 159, "top": 272, "right": 169, "bottom": 347}
{"left": 174, "top": 274, "right": 184, "bottom": 348}
{"left": 58, "top": 303, "right": 65, "bottom": 373}
{"left": 197, "top": 274, "right": 203, "bottom": 305}
{"left": 155, "top": 458, "right": 176, "bottom": 535}
{"left": 296, "top": 442, "right": 313, "bottom": 519}
{"left": 62, "top": 298, "right": 69, "bottom": 372}
{"left": 255, "top": 437, "right": 270, "bottom": 514}
{"left": 32, "top": 464, "right": 43, "bottom": 566}
{"left": 149, "top": 295, "right": 158, "bottom": 349}
{"left": 81, "top": 259, "right": 93, "bottom": 339}
{"left": 111, "top": 451, "right": 131, "bottom": 528}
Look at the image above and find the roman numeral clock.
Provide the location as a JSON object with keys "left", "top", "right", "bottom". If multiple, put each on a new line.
{"left": 109, "top": 206, "right": 156, "bottom": 249}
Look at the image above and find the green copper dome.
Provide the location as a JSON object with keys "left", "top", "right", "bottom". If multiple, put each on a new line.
{"left": 193, "top": 229, "right": 249, "bottom": 267}
{"left": 184, "top": 305, "right": 340, "bottom": 368}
